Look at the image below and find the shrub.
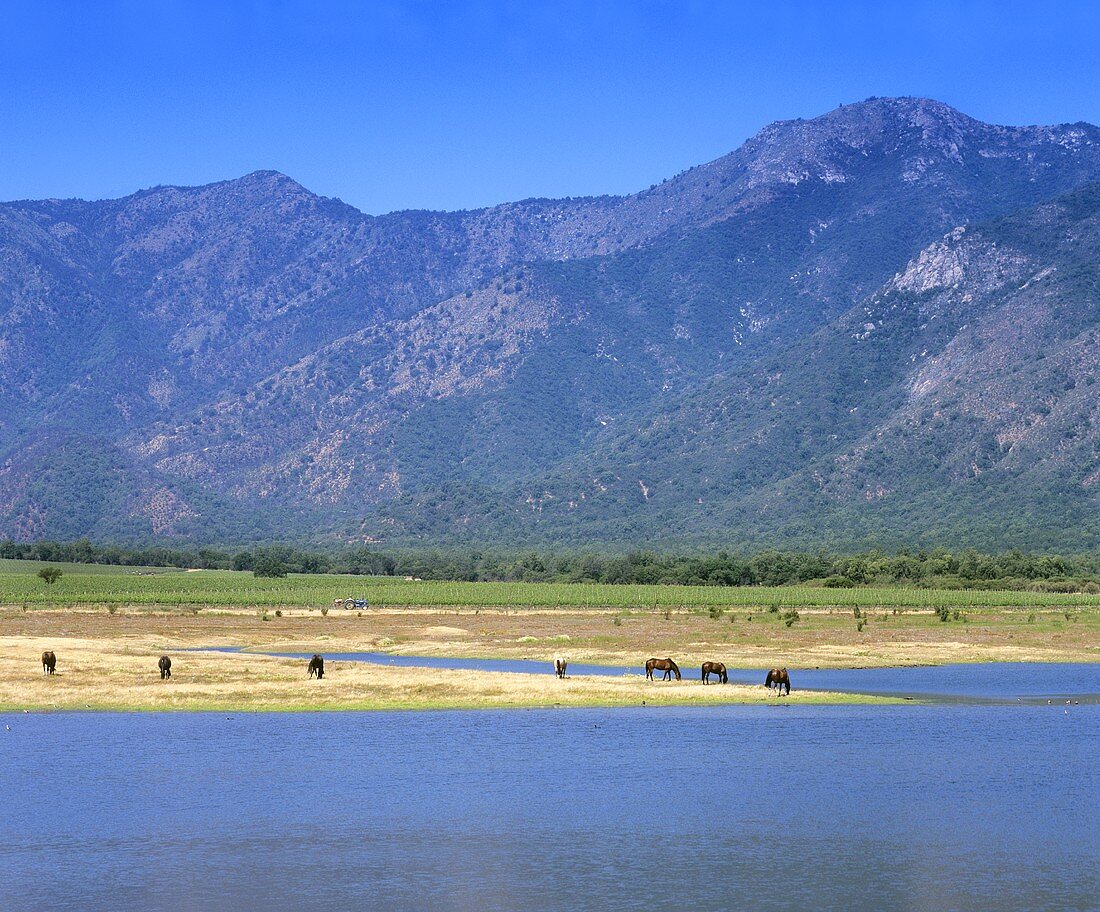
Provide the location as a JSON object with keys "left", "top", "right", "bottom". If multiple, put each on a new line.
{"left": 782, "top": 609, "right": 800, "bottom": 628}
{"left": 824, "top": 575, "right": 856, "bottom": 588}
{"left": 38, "top": 567, "right": 63, "bottom": 585}
{"left": 275, "top": 610, "right": 282, "bottom": 617}
{"left": 853, "top": 607, "right": 862, "bottom": 619}
{"left": 856, "top": 619, "right": 866, "bottom": 632}
{"left": 321, "top": 607, "right": 329, "bottom": 617}
{"left": 253, "top": 553, "right": 287, "bottom": 578}
{"left": 936, "top": 606, "right": 951, "bottom": 622}
{"left": 708, "top": 606, "right": 724, "bottom": 620}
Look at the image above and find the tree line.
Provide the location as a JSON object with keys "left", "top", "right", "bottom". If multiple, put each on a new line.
{"left": 3, "top": 538, "right": 1099, "bottom": 591}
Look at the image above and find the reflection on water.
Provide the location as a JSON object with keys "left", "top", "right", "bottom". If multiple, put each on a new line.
{"left": 2, "top": 706, "right": 1097, "bottom": 911}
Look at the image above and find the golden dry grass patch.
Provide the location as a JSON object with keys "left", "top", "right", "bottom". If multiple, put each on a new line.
{"left": 0, "top": 633, "right": 896, "bottom": 711}
{"left": 1, "top": 603, "right": 1096, "bottom": 712}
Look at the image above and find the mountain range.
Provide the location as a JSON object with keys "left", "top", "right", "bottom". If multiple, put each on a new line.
{"left": 2, "top": 96, "right": 1099, "bottom": 549}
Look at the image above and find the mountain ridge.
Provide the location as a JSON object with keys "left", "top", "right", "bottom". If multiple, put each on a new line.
{"left": 2, "top": 97, "right": 1099, "bottom": 548}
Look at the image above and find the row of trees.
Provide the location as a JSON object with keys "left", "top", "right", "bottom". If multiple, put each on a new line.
{"left": 3, "top": 539, "right": 1099, "bottom": 588}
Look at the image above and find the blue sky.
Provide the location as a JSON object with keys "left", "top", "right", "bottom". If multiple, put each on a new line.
{"left": 3, "top": 1, "right": 1099, "bottom": 213}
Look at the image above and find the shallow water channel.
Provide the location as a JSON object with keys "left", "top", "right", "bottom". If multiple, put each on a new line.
{"left": 2, "top": 704, "right": 1097, "bottom": 911}
{"left": 211, "top": 647, "right": 1100, "bottom": 703}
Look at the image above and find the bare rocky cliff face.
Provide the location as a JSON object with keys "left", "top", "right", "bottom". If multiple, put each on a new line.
{"left": 2, "top": 97, "right": 1099, "bottom": 547}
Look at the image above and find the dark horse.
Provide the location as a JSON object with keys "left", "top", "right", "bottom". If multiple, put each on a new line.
{"left": 158, "top": 656, "right": 172, "bottom": 680}
{"left": 307, "top": 655, "right": 325, "bottom": 679}
{"left": 645, "top": 657, "right": 681, "bottom": 681}
{"left": 701, "top": 661, "right": 728, "bottom": 684}
{"left": 765, "top": 668, "right": 791, "bottom": 695}
{"left": 41, "top": 651, "right": 56, "bottom": 675}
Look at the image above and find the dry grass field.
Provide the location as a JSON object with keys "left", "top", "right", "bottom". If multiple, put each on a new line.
{"left": 2, "top": 602, "right": 1097, "bottom": 711}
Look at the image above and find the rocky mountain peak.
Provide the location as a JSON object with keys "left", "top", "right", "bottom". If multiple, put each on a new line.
{"left": 707, "top": 96, "right": 1100, "bottom": 193}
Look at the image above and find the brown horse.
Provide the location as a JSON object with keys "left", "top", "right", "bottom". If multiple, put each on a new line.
{"left": 307, "top": 655, "right": 325, "bottom": 679}
{"left": 645, "top": 657, "right": 681, "bottom": 681}
{"left": 701, "top": 661, "right": 728, "bottom": 684}
{"left": 765, "top": 668, "right": 791, "bottom": 695}
{"left": 554, "top": 657, "right": 568, "bottom": 678}
{"left": 158, "top": 656, "right": 172, "bottom": 680}
{"left": 41, "top": 651, "right": 56, "bottom": 675}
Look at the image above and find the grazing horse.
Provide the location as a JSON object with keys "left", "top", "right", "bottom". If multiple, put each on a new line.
{"left": 765, "top": 668, "right": 791, "bottom": 695}
{"left": 307, "top": 654, "right": 325, "bottom": 679}
{"left": 158, "top": 656, "right": 172, "bottom": 680}
{"left": 701, "top": 661, "right": 728, "bottom": 684}
{"left": 41, "top": 651, "right": 56, "bottom": 675}
{"left": 554, "top": 657, "right": 568, "bottom": 679}
{"left": 645, "top": 657, "right": 681, "bottom": 681}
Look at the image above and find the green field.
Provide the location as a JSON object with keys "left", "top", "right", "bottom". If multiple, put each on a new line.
{"left": 0, "top": 558, "right": 185, "bottom": 576}
{"left": 2, "top": 559, "right": 1100, "bottom": 609}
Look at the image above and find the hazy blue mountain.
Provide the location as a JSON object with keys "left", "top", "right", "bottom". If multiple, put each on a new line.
{"left": 2, "top": 97, "right": 1099, "bottom": 547}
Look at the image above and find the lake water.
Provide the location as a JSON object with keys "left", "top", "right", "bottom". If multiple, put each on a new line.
{"left": 2, "top": 705, "right": 1097, "bottom": 911}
